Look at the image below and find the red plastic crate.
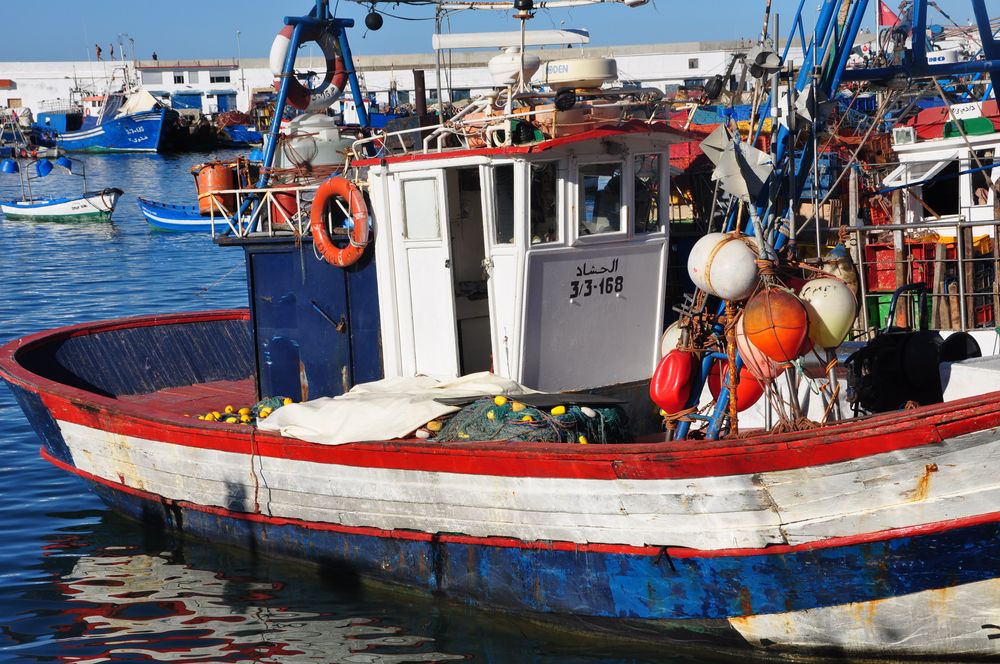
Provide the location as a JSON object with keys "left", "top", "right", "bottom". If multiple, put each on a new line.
{"left": 864, "top": 242, "right": 955, "bottom": 292}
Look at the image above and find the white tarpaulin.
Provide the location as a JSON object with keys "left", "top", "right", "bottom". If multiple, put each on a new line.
{"left": 257, "top": 372, "right": 536, "bottom": 445}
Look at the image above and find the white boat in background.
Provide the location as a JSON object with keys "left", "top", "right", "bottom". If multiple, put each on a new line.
{"left": 0, "top": 188, "right": 123, "bottom": 222}
{"left": 0, "top": 152, "right": 123, "bottom": 222}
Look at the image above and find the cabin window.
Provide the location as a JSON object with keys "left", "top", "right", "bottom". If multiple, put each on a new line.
{"left": 529, "top": 161, "right": 559, "bottom": 244}
{"left": 579, "top": 162, "right": 623, "bottom": 235}
{"left": 493, "top": 165, "right": 515, "bottom": 244}
{"left": 401, "top": 178, "right": 441, "bottom": 240}
{"left": 972, "top": 149, "right": 995, "bottom": 205}
{"left": 634, "top": 154, "right": 662, "bottom": 233}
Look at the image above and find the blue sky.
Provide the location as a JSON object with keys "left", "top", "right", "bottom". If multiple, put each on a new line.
{"left": 0, "top": 0, "right": 981, "bottom": 62}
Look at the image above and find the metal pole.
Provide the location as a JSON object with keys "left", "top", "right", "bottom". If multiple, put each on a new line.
{"left": 337, "top": 24, "right": 369, "bottom": 127}
{"left": 237, "top": 30, "right": 245, "bottom": 92}
{"left": 255, "top": 20, "right": 307, "bottom": 191}
{"left": 434, "top": 8, "right": 445, "bottom": 124}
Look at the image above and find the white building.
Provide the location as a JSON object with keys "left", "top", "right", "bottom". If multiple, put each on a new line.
{"left": 0, "top": 38, "right": 803, "bottom": 118}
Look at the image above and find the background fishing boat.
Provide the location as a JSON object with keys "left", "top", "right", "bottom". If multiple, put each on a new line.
{"left": 37, "top": 68, "right": 178, "bottom": 153}
{"left": 0, "top": 154, "right": 122, "bottom": 221}
{"left": 137, "top": 197, "right": 214, "bottom": 231}
{"left": 1, "top": 188, "right": 122, "bottom": 222}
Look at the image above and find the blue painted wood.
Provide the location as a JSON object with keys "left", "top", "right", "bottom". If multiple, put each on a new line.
{"left": 86, "top": 475, "right": 1000, "bottom": 622}
{"left": 346, "top": 248, "right": 382, "bottom": 385}
{"left": 138, "top": 197, "right": 216, "bottom": 232}
{"left": 15, "top": 319, "right": 253, "bottom": 397}
{"left": 242, "top": 239, "right": 381, "bottom": 401}
{"left": 4, "top": 382, "right": 73, "bottom": 465}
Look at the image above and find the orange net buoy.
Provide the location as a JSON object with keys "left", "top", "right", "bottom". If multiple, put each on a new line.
{"left": 743, "top": 288, "right": 809, "bottom": 363}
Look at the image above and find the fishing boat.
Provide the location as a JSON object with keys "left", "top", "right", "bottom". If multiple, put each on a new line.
{"left": 138, "top": 158, "right": 268, "bottom": 233}
{"left": 7, "top": 0, "right": 1000, "bottom": 658}
{"left": 1, "top": 188, "right": 122, "bottom": 222}
{"left": 38, "top": 69, "right": 178, "bottom": 153}
{"left": 0, "top": 154, "right": 122, "bottom": 222}
{"left": 136, "top": 197, "right": 213, "bottom": 231}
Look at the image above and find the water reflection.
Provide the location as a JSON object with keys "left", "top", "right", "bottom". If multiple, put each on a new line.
{"left": 34, "top": 543, "right": 465, "bottom": 663}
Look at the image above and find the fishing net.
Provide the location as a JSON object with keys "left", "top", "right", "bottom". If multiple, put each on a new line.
{"left": 433, "top": 398, "right": 631, "bottom": 444}
{"left": 252, "top": 396, "right": 289, "bottom": 418}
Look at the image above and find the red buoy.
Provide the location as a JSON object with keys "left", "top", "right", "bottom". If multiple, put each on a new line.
{"left": 707, "top": 360, "right": 765, "bottom": 411}
{"left": 743, "top": 288, "right": 809, "bottom": 362}
{"left": 650, "top": 350, "right": 696, "bottom": 413}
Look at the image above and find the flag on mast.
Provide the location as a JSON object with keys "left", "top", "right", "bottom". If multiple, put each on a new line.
{"left": 879, "top": 1, "right": 901, "bottom": 28}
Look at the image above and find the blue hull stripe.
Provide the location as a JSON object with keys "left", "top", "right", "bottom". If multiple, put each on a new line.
{"left": 59, "top": 462, "right": 1000, "bottom": 622}
{"left": 138, "top": 198, "right": 216, "bottom": 232}
{"left": 59, "top": 109, "right": 173, "bottom": 152}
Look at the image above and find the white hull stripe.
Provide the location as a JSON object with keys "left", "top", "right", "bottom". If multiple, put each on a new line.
{"left": 57, "top": 419, "right": 1000, "bottom": 551}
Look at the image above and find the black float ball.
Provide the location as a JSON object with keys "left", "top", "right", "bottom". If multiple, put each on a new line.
{"left": 365, "top": 11, "right": 384, "bottom": 30}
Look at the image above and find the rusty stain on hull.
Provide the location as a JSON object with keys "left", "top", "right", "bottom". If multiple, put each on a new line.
{"left": 298, "top": 360, "right": 309, "bottom": 402}
{"left": 908, "top": 463, "right": 939, "bottom": 502}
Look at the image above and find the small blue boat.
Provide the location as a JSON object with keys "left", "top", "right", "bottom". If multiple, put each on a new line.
{"left": 137, "top": 197, "right": 217, "bottom": 232}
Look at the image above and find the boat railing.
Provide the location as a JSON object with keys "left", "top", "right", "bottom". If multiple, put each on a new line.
{"left": 36, "top": 100, "right": 81, "bottom": 114}
{"left": 846, "top": 215, "right": 1000, "bottom": 333}
{"left": 350, "top": 89, "right": 666, "bottom": 159}
{"left": 199, "top": 182, "right": 320, "bottom": 239}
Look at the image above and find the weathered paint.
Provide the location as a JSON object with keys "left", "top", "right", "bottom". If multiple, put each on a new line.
{"left": 730, "top": 577, "right": 1000, "bottom": 657}
{"left": 43, "top": 447, "right": 1000, "bottom": 640}
{"left": 239, "top": 239, "right": 382, "bottom": 401}
{"left": 8, "top": 311, "right": 1000, "bottom": 656}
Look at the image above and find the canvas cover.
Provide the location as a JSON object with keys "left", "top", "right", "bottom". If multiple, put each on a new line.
{"left": 257, "top": 372, "right": 535, "bottom": 445}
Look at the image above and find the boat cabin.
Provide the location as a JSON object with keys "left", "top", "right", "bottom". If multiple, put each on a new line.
{"left": 359, "top": 125, "right": 686, "bottom": 393}
{"left": 862, "top": 112, "right": 1000, "bottom": 334}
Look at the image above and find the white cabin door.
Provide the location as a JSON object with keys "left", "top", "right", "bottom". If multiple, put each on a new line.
{"left": 388, "top": 170, "right": 460, "bottom": 378}
{"left": 479, "top": 163, "right": 522, "bottom": 380}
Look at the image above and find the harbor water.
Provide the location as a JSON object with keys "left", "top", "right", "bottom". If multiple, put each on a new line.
{"left": 0, "top": 151, "right": 739, "bottom": 664}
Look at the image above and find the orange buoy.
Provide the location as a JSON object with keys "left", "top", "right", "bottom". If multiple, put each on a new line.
{"left": 193, "top": 162, "right": 236, "bottom": 215}
{"left": 743, "top": 287, "right": 809, "bottom": 363}
{"left": 735, "top": 313, "right": 784, "bottom": 380}
{"left": 707, "top": 360, "right": 765, "bottom": 411}
{"left": 649, "top": 349, "right": 695, "bottom": 414}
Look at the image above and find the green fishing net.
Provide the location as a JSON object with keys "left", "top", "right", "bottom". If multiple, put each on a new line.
{"left": 433, "top": 398, "right": 631, "bottom": 444}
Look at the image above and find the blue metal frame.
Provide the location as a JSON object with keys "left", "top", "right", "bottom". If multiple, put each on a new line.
{"left": 238, "top": 1, "right": 370, "bottom": 229}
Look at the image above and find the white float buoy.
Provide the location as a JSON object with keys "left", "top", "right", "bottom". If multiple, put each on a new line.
{"left": 687, "top": 233, "right": 759, "bottom": 301}
{"left": 799, "top": 277, "right": 857, "bottom": 348}
{"left": 658, "top": 321, "right": 684, "bottom": 358}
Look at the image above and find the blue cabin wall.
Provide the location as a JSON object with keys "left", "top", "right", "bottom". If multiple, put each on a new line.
{"left": 239, "top": 239, "right": 382, "bottom": 402}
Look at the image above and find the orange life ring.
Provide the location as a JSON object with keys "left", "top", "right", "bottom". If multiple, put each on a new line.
{"left": 310, "top": 176, "right": 369, "bottom": 268}
{"left": 269, "top": 24, "right": 348, "bottom": 112}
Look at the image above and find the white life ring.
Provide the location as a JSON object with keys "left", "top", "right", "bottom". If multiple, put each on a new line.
{"left": 269, "top": 24, "right": 348, "bottom": 113}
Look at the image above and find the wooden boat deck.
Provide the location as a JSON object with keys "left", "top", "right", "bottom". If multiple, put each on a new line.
{"left": 117, "top": 378, "right": 257, "bottom": 419}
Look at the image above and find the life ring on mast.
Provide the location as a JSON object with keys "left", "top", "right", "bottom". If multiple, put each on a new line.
{"left": 269, "top": 24, "right": 348, "bottom": 113}
{"left": 310, "top": 176, "right": 370, "bottom": 268}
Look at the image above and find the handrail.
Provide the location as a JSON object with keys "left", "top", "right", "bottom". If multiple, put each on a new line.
{"left": 198, "top": 181, "right": 321, "bottom": 238}
{"left": 351, "top": 92, "right": 666, "bottom": 160}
